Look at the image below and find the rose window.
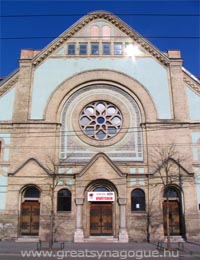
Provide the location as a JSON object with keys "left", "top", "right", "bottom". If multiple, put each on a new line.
{"left": 79, "top": 101, "right": 123, "bottom": 140}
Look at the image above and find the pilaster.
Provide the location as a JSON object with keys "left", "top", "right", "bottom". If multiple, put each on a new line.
{"left": 118, "top": 198, "right": 129, "bottom": 242}
{"left": 168, "top": 50, "right": 190, "bottom": 121}
{"left": 13, "top": 50, "right": 34, "bottom": 122}
{"left": 74, "top": 198, "right": 84, "bottom": 242}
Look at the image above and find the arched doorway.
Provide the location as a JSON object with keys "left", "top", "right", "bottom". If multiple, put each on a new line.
{"left": 162, "top": 186, "right": 183, "bottom": 236}
{"left": 86, "top": 180, "right": 118, "bottom": 237}
{"left": 90, "top": 187, "right": 113, "bottom": 235}
{"left": 20, "top": 186, "right": 40, "bottom": 236}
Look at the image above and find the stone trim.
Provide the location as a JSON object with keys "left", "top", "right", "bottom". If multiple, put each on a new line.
{"left": 8, "top": 157, "right": 51, "bottom": 176}
{"left": 0, "top": 72, "right": 19, "bottom": 96}
{"left": 75, "top": 198, "right": 84, "bottom": 205}
{"left": 183, "top": 74, "right": 200, "bottom": 95}
{"left": 118, "top": 198, "right": 127, "bottom": 205}
{"left": 32, "top": 11, "right": 169, "bottom": 67}
{"left": 77, "top": 152, "right": 126, "bottom": 178}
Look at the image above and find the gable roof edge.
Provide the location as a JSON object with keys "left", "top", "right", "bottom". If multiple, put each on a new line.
{"left": 0, "top": 69, "right": 19, "bottom": 96}
{"left": 8, "top": 158, "right": 51, "bottom": 176}
{"left": 32, "top": 11, "right": 170, "bottom": 67}
{"left": 77, "top": 152, "right": 126, "bottom": 178}
{"left": 150, "top": 157, "right": 194, "bottom": 176}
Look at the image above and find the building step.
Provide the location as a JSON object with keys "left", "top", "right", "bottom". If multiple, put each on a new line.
{"left": 16, "top": 236, "right": 39, "bottom": 242}
{"left": 84, "top": 236, "right": 119, "bottom": 243}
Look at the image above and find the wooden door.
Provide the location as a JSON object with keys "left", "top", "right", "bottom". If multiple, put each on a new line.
{"left": 20, "top": 201, "right": 40, "bottom": 235}
{"left": 90, "top": 203, "right": 112, "bottom": 235}
{"left": 163, "top": 200, "right": 181, "bottom": 236}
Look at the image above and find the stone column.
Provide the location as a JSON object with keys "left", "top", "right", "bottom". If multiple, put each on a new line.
{"left": 118, "top": 198, "right": 129, "bottom": 242}
{"left": 74, "top": 198, "right": 84, "bottom": 242}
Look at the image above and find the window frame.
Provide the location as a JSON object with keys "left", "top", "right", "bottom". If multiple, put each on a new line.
{"left": 114, "top": 42, "right": 123, "bottom": 55}
{"left": 131, "top": 188, "right": 146, "bottom": 212}
{"left": 67, "top": 43, "right": 76, "bottom": 55}
{"left": 102, "top": 42, "right": 111, "bottom": 55}
{"left": 91, "top": 43, "right": 99, "bottom": 55}
{"left": 57, "top": 188, "right": 72, "bottom": 212}
{"left": 79, "top": 43, "right": 88, "bottom": 55}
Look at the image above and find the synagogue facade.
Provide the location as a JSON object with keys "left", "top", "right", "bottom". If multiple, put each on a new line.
{"left": 0, "top": 11, "right": 200, "bottom": 243}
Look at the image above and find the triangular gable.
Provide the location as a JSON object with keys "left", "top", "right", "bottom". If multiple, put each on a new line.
{"left": 32, "top": 10, "right": 169, "bottom": 67}
{"left": 78, "top": 152, "right": 125, "bottom": 178}
{"left": 151, "top": 157, "right": 193, "bottom": 177}
{"left": 9, "top": 158, "right": 51, "bottom": 176}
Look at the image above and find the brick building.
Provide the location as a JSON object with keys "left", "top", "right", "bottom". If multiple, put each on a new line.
{"left": 0, "top": 11, "right": 200, "bottom": 242}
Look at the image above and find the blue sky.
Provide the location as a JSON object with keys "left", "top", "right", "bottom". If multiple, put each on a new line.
{"left": 0, "top": 0, "right": 199, "bottom": 78}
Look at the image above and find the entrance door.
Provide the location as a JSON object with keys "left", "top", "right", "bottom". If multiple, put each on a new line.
{"left": 163, "top": 200, "right": 181, "bottom": 236}
{"left": 20, "top": 201, "right": 40, "bottom": 235}
{"left": 90, "top": 203, "right": 112, "bottom": 235}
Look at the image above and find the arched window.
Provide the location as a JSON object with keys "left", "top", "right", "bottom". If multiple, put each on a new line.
{"left": 24, "top": 187, "right": 40, "bottom": 198}
{"left": 91, "top": 25, "right": 99, "bottom": 38}
{"left": 94, "top": 187, "right": 109, "bottom": 192}
{"left": 57, "top": 189, "right": 71, "bottom": 211}
{"left": 131, "top": 189, "right": 145, "bottom": 211}
{"left": 164, "top": 187, "right": 179, "bottom": 198}
{"left": 102, "top": 25, "right": 111, "bottom": 39}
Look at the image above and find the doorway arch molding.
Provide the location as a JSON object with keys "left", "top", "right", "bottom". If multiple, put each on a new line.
{"left": 20, "top": 184, "right": 41, "bottom": 201}
{"left": 85, "top": 178, "right": 119, "bottom": 195}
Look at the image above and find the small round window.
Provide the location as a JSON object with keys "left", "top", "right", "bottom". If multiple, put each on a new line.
{"left": 79, "top": 101, "right": 123, "bottom": 140}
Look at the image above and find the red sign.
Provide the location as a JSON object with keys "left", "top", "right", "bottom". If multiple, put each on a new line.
{"left": 88, "top": 192, "right": 115, "bottom": 202}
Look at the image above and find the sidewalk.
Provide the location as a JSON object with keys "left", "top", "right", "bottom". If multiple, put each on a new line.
{"left": 0, "top": 240, "right": 199, "bottom": 259}
{"left": 0, "top": 240, "right": 200, "bottom": 252}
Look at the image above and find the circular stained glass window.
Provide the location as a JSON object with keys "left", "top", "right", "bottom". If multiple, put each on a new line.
{"left": 79, "top": 101, "right": 123, "bottom": 140}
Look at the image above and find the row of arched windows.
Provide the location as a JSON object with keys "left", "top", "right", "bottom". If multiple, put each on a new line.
{"left": 24, "top": 186, "right": 180, "bottom": 213}
{"left": 91, "top": 25, "right": 111, "bottom": 39}
{"left": 131, "top": 187, "right": 180, "bottom": 212}
{"left": 24, "top": 187, "right": 72, "bottom": 212}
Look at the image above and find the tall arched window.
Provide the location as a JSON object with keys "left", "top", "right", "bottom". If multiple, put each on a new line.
{"left": 57, "top": 189, "right": 71, "bottom": 211}
{"left": 131, "top": 189, "right": 145, "bottom": 211}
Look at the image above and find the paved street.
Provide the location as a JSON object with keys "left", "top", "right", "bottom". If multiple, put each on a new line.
{"left": 0, "top": 240, "right": 200, "bottom": 259}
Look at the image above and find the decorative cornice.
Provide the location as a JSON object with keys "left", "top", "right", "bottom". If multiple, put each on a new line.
{"left": 183, "top": 74, "right": 200, "bottom": 95}
{"left": 184, "top": 77, "right": 200, "bottom": 95}
{"left": 32, "top": 11, "right": 170, "bottom": 67}
{"left": 0, "top": 72, "right": 19, "bottom": 96}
